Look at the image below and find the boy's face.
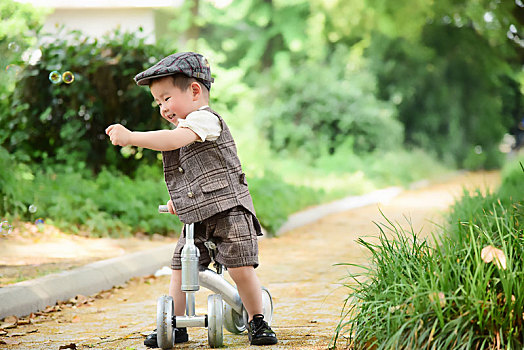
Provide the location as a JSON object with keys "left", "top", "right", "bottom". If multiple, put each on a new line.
{"left": 150, "top": 76, "right": 196, "bottom": 126}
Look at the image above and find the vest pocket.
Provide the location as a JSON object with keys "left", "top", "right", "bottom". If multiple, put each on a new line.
{"left": 201, "top": 178, "right": 229, "bottom": 193}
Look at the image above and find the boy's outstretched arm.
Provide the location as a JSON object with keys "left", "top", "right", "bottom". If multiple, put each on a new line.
{"left": 105, "top": 124, "right": 199, "bottom": 151}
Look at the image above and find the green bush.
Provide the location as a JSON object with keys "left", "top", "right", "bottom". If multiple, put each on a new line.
{"left": 333, "top": 158, "right": 524, "bottom": 349}
{"left": 12, "top": 165, "right": 179, "bottom": 236}
{"left": 498, "top": 156, "right": 524, "bottom": 200}
{"left": 248, "top": 171, "right": 327, "bottom": 234}
{"left": 367, "top": 27, "right": 513, "bottom": 169}
{"left": 256, "top": 46, "right": 403, "bottom": 159}
{"left": 2, "top": 27, "right": 165, "bottom": 173}
{"left": 0, "top": 146, "right": 35, "bottom": 217}
{"left": 1, "top": 159, "right": 329, "bottom": 237}
{"left": 0, "top": 0, "right": 47, "bottom": 94}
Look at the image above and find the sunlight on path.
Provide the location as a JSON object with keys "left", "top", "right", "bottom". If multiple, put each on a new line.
{"left": 0, "top": 171, "right": 500, "bottom": 349}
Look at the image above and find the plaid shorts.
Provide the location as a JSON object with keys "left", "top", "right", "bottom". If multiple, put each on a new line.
{"left": 171, "top": 206, "right": 262, "bottom": 270}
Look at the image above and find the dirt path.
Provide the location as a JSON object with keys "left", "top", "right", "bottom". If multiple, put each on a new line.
{"left": 0, "top": 171, "right": 500, "bottom": 349}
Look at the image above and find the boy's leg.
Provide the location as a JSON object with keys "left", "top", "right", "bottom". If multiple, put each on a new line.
{"left": 228, "top": 266, "right": 277, "bottom": 345}
{"left": 144, "top": 269, "right": 189, "bottom": 348}
{"left": 227, "top": 266, "right": 263, "bottom": 320}
{"left": 169, "top": 269, "right": 187, "bottom": 316}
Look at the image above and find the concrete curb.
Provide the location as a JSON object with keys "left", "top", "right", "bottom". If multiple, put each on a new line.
{"left": 0, "top": 245, "right": 173, "bottom": 319}
{"left": 276, "top": 186, "right": 403, "bottom": 235}
{"left": 0, "top": 186, "right": 403, "bottom": 319}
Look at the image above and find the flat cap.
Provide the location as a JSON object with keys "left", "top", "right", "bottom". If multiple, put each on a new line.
{"left": 134, "top": 52, "right": 214, "bottom": 90}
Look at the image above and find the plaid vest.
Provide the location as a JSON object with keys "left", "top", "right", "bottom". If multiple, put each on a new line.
{"left": 162, "top": 107, "right": 256, "bottom": 224}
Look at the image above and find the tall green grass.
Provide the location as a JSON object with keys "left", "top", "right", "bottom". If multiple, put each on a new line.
{"left": 333, "top": 158, "right": 524, "bottom": 349}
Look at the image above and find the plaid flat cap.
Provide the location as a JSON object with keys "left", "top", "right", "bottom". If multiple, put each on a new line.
{"left": 134, "top": 52, "right": 214, "bottom": 90}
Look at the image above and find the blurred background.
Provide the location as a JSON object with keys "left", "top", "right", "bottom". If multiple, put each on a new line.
{"left": 1, "top": 0, "right": 523, "bottom": 236}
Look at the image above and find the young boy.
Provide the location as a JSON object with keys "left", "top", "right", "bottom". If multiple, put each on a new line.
{"left": 105, "top": 52, "right": 278, "bottom": 347}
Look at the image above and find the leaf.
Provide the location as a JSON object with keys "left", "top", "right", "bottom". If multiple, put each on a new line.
{"left": 0, "top": 320, "right": 17, "bottom": 329}
{"left": 0, "top": 338, "right": 21, "bottom": 345}
{"left": 481, "top": 245, "right": 507, "bottom": 270}
{"left": 429, "top": 292, "right": 446, "bottom": 308}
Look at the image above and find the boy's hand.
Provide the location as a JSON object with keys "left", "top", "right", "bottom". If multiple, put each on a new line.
{"left": 167, "top": 199, "right": 177, "bottom": 215}
{"left": 106, "top": 124, "right": 132, "bottom": 147}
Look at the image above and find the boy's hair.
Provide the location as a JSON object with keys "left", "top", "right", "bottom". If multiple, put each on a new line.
{"left": 163, "top": 73, "right": 210, "bottom": 101}
{"left": 171, "top": 74, "right": 208, "bottom": 94}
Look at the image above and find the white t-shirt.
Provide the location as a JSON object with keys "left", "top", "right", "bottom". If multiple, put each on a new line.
{"left": 177, "top": 106, "right": 222, "bottom": 142}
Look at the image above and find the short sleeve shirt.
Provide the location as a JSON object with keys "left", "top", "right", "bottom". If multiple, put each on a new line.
{"left": 177, "top": 106, "right": 222, "bottom": 142}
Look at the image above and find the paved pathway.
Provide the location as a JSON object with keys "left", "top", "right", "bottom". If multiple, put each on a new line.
{"left": 0, "top": 171, "right": 500, "bottom": 349}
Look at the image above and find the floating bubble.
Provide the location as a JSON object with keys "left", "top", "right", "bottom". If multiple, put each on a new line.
{"left": 62, "top": 71, "right": 75, "bottom": 84}
{"left": 28, "top": 204, "right": 37, "bottom": 213}
{"left": 8, "top": 42, "right": 20, "bottom": 52}
{"left": 5, "top": 64, "right": 22, "bottom": 75}
{"left": 0, "top": 221, "right": 13, "bottom": 235}
{"left": 49, "top": 70, "right": 62, "bottom": 84}
{"left": 35, "top": 218, "right": 45, "bottom": 225}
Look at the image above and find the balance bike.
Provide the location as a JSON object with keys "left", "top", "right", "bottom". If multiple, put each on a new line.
{"left": 156, "top": 205, "right": 274, "bottom": 349}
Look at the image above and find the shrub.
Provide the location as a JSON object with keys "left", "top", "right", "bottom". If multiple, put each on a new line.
{"left": 0, "top": 146, "right": 35, "bottom": 217}
{"left": 498, "top": 156, "right": 524, "bottom": 200}
{"left": 256, "top": 46, "right": 403, "bottom": 159}
{"left": 19, "top": 165, "right": 180, "bottom": 237}
{"left": 2, "top": 27, "right": 166, "bottom": 173}
{"left": 334, "top": 203, "right": 523, "bottom": 349}
{"left": 248, "top": 171, "right": 327, "bottom": 234}
{"left": 333, "top": 158, "right": 524, "bottom": 349}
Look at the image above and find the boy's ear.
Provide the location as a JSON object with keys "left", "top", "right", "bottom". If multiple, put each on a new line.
{"left": 191, "top": 82, "right": 202, "bottom": 100}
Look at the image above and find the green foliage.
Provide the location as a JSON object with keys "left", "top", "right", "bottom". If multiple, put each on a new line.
{"left": 0, "top": 146, "right": 35, "bottom": 216}
{"left": 366, "top": 12, "right": 520, "bottom": 168}
{"left": 498, "top": 156, "right": 524, "bottom": 200}
{"left": 1, "top": 28, "right": 165, "bottom": 173}
{"left": 0, "top": 0, "right": 47, "bottom": 124}
{"left": 0, "top": 0, "right": 47, "bottom": 87}
{"left": 194, "top": 0, "right": 523, "bottom": 169}
{"left": 3, "top": 164, "right": 180, "bottom": 237}
{"left": 196, "top": 0, "right": 311, "bottom": 78}
{"left": 257, "top": 46, "right": 403, "bottom": 158}
{"left": 334, "top": 157, "right": 524, "bottom": 349}
{"left": 248, "top": 172, "right": 326, "bottom": 234}
{"left": 0, "top": 161, "right": 328, "bottom": 237}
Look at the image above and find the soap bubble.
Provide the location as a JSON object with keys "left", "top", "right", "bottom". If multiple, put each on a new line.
{"left": 49, "top": 70, "right": 62, "bottom": 84}
{"left": 5, "top": 64, "right": 22, "bottom": 75}
{"left": 35, "top": 218, "right": 45, "bottom": 226}
{"left": 0, "top": 221, "right": 13, "bottom": 236}
{"left": 62, "top": 71, "right": 75, "bottom": 84}
{"left": 28, "top": 204, "right": 37, "bottom": 213}
{"left": 8, "top": 42, "right": 20, "bottom": 52}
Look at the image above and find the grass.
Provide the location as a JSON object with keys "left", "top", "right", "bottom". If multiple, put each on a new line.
{"left": 332, "top": 157, "right": 524, "bottom": 349}
{"left": 1, "top": 143, "right": 448, "bottom": 237}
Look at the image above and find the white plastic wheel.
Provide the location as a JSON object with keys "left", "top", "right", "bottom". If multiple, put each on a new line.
{"left": 242, "top": 286, "right": 274, "bottom": 328}
{"left": 223, "top": 301, "right": 246, "bottom": 334}
{"left": 156, "top": 295, "right": 174, "bottom": 350}
{"left": 261, "top": 286, "right": 274, "bottom": 325}
{"left": 207, "top": 294, "right": 224, "bottom": 348}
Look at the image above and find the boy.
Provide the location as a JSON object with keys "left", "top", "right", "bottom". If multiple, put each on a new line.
{"left": 105, "top": 52, "right": 278, "bottom": 347}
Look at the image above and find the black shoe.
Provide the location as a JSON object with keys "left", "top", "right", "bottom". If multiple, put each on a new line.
{"left": 144, "top": 327, "right": 189, "bottom": 348}
{"left": 248, "top": 314, "right": 278, "bottom": 346}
